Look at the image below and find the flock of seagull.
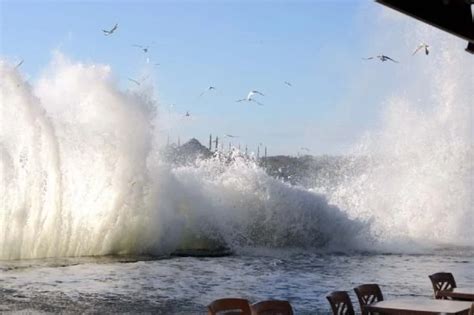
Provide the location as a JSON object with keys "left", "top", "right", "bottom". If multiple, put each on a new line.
{"left": 102, "top": 23, "right": 434, "bottom": 149}
{"left": 100, "top": 23, "right": 432, "bottom": 112}
{"left": 11, "top": 23, "right": 432, "bottom": 153}
{"left": 364, "top": 43, "right": 430, "bottom": 63}
{"left": 101, "top": 23, "right": 281, "bottom": 115}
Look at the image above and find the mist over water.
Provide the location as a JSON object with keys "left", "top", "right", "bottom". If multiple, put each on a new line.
{"left": 1, "top": 34, "right": 472, "bottom": 260}
{"left": 313, "top": 30, "right": 473, "bottom": 249}
{"left": 0, "top": 55, "right": 364, "bottom": 260}
{"left": 1, "top": 55, "right": 158, "bottom": 259}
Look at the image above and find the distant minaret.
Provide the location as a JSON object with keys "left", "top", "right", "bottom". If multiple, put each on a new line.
{"left": 178, "top": 136, "right": 181, "bottom": 147}
{"left": 257, "top": 146, "right": 260, "bottom": 159}
{"left": 228, "top": 142, "right": 231, "bottom": 151}
{"left": 167, "top": 134, "right": 170, "bottom": 147}
{"left": 265, "top": 146, "right": 267, "bottom": 158}
{"left": 215, "top": 136, "right": 219, "bottom": 151}
{"left": 238, "top": 143, "right": 241, "bottom": 151}
{"left": 245, "top": 145, "right": 248, "bottom": 156}
{"left": 209, "top": 134, "right": 212, "bottom": 151}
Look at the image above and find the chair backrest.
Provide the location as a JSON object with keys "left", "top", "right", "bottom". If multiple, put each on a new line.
{"left": 353, "top": 284, "right": 384, "bottom": 315}
{"left": 326, "top": 291, "right": 355, "bottom": 315}
{"left": 250, "top": 300, "right": 293, "bottom": 315}
{"left": 469, "top": 303, "right": 474, "bottom": 315}
{"left": 429, "top": 272, "right": 457, "bottom": 299}
{"left": 208, "top": 298, "right": 252, "bottom": 315}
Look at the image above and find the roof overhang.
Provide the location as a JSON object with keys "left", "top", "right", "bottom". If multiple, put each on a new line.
{"left": 375, "top": 0, "right": 474, "bottom": 53}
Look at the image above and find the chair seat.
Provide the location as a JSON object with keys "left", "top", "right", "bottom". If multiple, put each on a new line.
{"left": 429, "top": 272, "right": 457, "bottom": 300}
{"left": 208, "top": 298, "right": 252, "bottom": 315}
{"left": 354, "top": 284, "right": 384, "bottom": 315}
{"left": 326, "top": 291, "right": 355, "bottom": 315}
{"left": 251, "top": 300, "right": 294, "bottom": 315}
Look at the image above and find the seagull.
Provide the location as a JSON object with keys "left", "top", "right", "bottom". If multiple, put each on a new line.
{"left": 132, "top": 44, "right": 150, "bottom": 53}
{"left": 284, "top": 81, "right": 292, "bottom": 87}
{"left": 363, "top": 55, "right": 398, "bottom": 63}
{"left": 15, "top": 59, "right": 24, "bottom": 69}
{"left": 103, "top": 23, "right": 118, "bottom": 36}
{"left": 199, "top": 86, "right": 216, "bottom": 97}
{"left": 128, "top": 78, "right": 141, "bottom": 85}
{"left": 236, "top": 98, "right": 263, "bottom": 106}
{"left": 127, "top": 75, "right": 149, "bottom": 86}
{"left": 184, "top": 111, "right": 191, "bottom": 117}
{"left": 224, "top": 134, "right": 238, "bottom": 138}
{"left": 236, "top": 90, "right": 265, "bottom": 106}
{"left": 412, "top": 43, "right": 430, "bottom": 55}
{"left": 248, "top": 90, "right": 264, "bottom": 98}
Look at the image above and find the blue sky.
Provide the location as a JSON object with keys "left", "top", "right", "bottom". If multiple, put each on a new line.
{"left": 1, "top": 0, "right": 465, "bottom": 155}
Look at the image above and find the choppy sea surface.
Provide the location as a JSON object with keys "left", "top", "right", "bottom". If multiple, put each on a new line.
{"left": 1, "top": 249, "right": 473, "bottom": 314}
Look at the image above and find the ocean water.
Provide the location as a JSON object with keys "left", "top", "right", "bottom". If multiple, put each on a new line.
{"left": 1, "top": 27, "right": 473, "bottom": 314}
{"left": 1, "top": 251, "right": 473, "bottom": 314}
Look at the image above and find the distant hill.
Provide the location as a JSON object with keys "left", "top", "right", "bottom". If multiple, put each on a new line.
{"left": 162, "top": 138, "right": 212, "bottom": 165}
{"left": 162, "top": 138, "right": 362, "bottom": 189}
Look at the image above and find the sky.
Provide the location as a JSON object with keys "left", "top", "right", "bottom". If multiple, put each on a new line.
{"left": 0, "top": 0, "right": 469, "bottom": 155}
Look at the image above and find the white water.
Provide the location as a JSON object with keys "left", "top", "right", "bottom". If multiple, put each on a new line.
{"left": 0, "top": 54, "right": 365, "bottom": 260}
{"left": 1, "top": 35, "right": 472, "bottom": 259}
{"left": 313, "top": 30, "right": 474, "bottom": 248}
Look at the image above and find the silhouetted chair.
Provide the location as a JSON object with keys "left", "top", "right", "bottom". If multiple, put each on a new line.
{"left": 354, "top": 284, "right": 384, "bottom": 315}
{"left": 326, "top": 291, "right": 355, "bottom": 315}
{"left": 469, "top": 303, "right": 474, "bottom": 315}
{"left": 250, "top": 300, "right": 294, "bottom": 315}
{"left": 429, "top": 272, "right": 457, "bottom": 299}
{"left": 208, "top": 298, "right": 252, "bottom": 315}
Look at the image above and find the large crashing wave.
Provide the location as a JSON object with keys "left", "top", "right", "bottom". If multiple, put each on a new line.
{"left": 0, "top": 55, "right": 364, "bottom": 260}
{"left": 312, "top": 30, "right": 473, "bottom": 249}
{"left": 1, "top": 55, "right": 157, "bottom": 259}
{"left": 1, "top": 27, "right": 473, "bottom": 259}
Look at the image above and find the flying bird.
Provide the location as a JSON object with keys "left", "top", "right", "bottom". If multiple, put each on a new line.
{"left": 128, "top": 78, "right": 141, "bottom": 85}
{"left": 132, "top": 44, "right": 150, "bottom": 53}
{"left": 184, "top": 111, "right": 191, "bottom": 117}
{"left": 284, "top": 81, "right": 292, "bottom": 87}
{"left": 236, "top": 98, "right": 263, "bottom": 106}
{"left": 248, "top": 90, "right": 264, "bottom": 98}
{"left": 224, "top": 134, "right": 238, "bottom": 138}
{"left": 127, "top": 75, "right": 149, "bottom": 86}
{"left": 199, "top": 86, "right": 216, "bottom": 97}
{"left": 412, "top": 43, "right": 430, "bottom": 55}
{"left": 236, "top": 90, "right": 265, "bottom": 106}
{"left": 103, "top": 23, "right": 118, "bottom": 36}
{"left": 363, "top": 55, "right": 398, "bottom": 63}
{"left": 15, "top": 59, "right": 24, "bottom": 69}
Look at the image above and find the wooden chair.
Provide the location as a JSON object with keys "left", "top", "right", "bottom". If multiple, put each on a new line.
{"left": 468, "top": 303, "right": 474, "bottom": 315}
{"left": 250, "top": 300, "right": 293, "bottom": 315}
{"left": 326, "top": 291, "right": 355, "bottom": 315}
{"left": 428, "top": 272, "right": 457, "bottom": 299}
{"left": 208, "top": 298, "right": 252, "bottom": 315}
{"left": 354, "top": 284, "right": 384, "bottom": 315}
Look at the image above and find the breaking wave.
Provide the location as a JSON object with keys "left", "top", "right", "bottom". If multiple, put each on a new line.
{"left": 1, "top": 32, "right": 472, "bottom": 259}
{"left": 0, "top": 55, "right": 364, "bottom": 260}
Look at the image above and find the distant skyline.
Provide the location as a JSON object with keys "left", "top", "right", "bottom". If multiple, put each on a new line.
{"left": 1, "top": 0, "right": 469, "bottom": 155}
